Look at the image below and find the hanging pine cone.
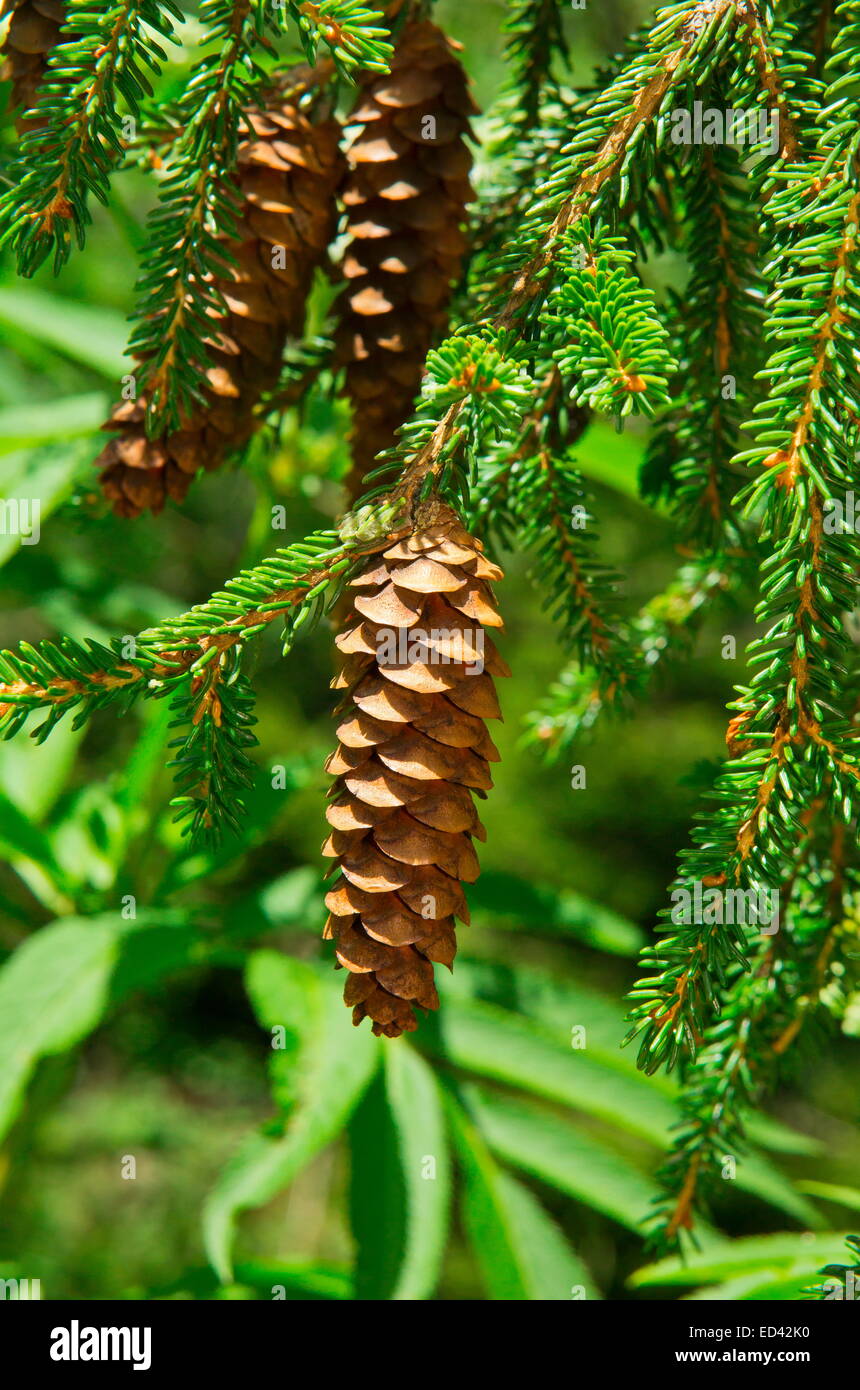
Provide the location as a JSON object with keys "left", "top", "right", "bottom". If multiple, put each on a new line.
{"left": 335, "top": 19, "right": 477, "bottom": 496}
{"left": 322, "top": 503, "right": 509, "bottom": 1037}
{"left": 0, "top": 0, "right": 65, "bottom": 129}
{"left": 96, "top": 89, "right": 342, "bottom": 517}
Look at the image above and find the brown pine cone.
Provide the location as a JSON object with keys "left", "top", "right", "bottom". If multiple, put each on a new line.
{"left": 335, "top": 19, "right": 477, "bottom": 496}
{"left": 1, "top": 0, "right": 65, "bottom": 129}
{"left": 322, "top": 503, "right": 509, "bottom": 1037}
{"left": 96, "top": 91, "right": 343, "bottom": 517}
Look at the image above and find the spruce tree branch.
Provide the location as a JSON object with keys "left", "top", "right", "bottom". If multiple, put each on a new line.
{"left": 628, "top": 113, "right": 860, "bottom": 1075}
{"left": 526, "top": 555, "right": 738, "bottom": 754}
{"left": 762, "top": 180, "right": 860, "bottom": 493}
{"left": 736, "top": 1, "right": 802, "bottom": 160}
{"left": 771, "top": 820, "right": 846, "bottom": 1053}
{"left": 390, "top": 0, "right": 738, "bottom": 511}
{"left": 130, "top": 0, "right": 274, "bottom": 432}
{"left": 497, "top": 0, "right": 739, "bottom": 329}
{"left": 659, "top": 802, "right": 846, "bottom": 1242}
{"left": 0, "top": 528, "right": 405, "bottom": 733}
{"left": 0, "top": 0, "right": 183, "bottom": 272}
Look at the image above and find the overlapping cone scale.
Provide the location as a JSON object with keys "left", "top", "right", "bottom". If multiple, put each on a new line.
{"left": 335, "top": 18, "right": 477, "bottom": 492}
{"left": 96, "top": 94, "right": 343, "bottom": 517}
{"left": 323, "top": 504, "right": 508, "bottom": 1037}
{"left": 0, "top": 0, "right": 66, "bottom": 130}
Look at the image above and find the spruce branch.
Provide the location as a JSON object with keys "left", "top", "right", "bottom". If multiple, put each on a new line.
{"left": 0, "top": 525, "right": 408, "bottom": 741}
{"left": 643, "top": 140, "right": 766, "bottom": 544}
{"left": 542, "top": 225, "right": 677, "bottom": 419}
{"left": 476, "top": 367, "right": 636, "bottom": 690}
{"left": 0, "top": 0, "right": 183, "bottom": 273}
{"left": 526, "top": 555, "right": 739, "bottom": 753}
{"left": 379, "top": 0, "right": 743, "bottom": 514}
{"left": 651, "top": 814, "right": 855, "bottom": 1246}
{"left": 283, "top": 1, "right": 392, "bottom": 76}
{"left": 168, "top": 655, "right": 259, "bottom": 845}
{"left": 735, "top": 0, "right": 803, "bottom": 160}
{"left": 494, "top": 0, "right": 741, "bottom": 330}
{"left": 126, "top": 0, "right": 289, "bottom": 435}
{"left": 499, "top": 0, "right": 568, "bottom": 135}
{"left": 627, "top": 51, "right": 860, "bottom": 1074}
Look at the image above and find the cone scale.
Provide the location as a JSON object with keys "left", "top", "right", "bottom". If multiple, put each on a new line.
{"left": 323, "top": 503, "right": 509, "bottom": 1037}
{"left": 0, "top": 0, "right": 66, "bottom": 131}
{"left": 335, "top": 18, "right": 476, "bottom": 492}
{"left": 96, "top": 93, "right": 343, "bottom": 516}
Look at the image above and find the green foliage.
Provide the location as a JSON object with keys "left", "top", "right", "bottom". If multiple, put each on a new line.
{"left": 812, "top": 1234, "right": 860, "bottom": 1299}
{"left": 128, "top": 0, "right": 282, "bottom": 432}
{"left": 543, "top": 226, "right": 677, "bottom": 419}
{"left": 168, "top": 660, "right": 259, "bottom": 846}
{"left": 0, "top": 0, "right": 183, "bottom": 274}
{"left": 284, "top": 0, "right": 393, "bottom": 76}
{"left": 2, "top": 0, "right": 860, "bottom": 1302}
{"left": 203, "top": 952, "right": 380, "bottom": 1283}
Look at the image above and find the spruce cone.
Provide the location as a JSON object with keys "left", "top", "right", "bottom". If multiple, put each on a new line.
{"left": 1, "top": 0, "right": 65, "bottom": 129}
{"left": 335, "top": 19, "right": 476, "bottom": 494}
{"left": 323, "top": 503, "right": 509, "bottom": 1037}
{"left": 96, "top": 94, "right": 342, "bottom": 517}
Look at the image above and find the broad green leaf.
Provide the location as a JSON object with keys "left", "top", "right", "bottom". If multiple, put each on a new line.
{"left": 0, "top": 393, "right": 107, "bottom": 450}
{"left": 349, "top": 1070, "right": 407, "bottom": 1300}
{"left": 49, "top": 783, "right": 128, "bottom": 893}
{"left": 630, "top": 1232, "right": 853, "bottom": 1289}
{"left": 431, "top": 994, "right": 675, "bottom": 1145}
{"left": 0, "top": 712, "right": 84, "bottom": 820}
{"left": 734, "top": 1152, "right": 824, "bottom": 1231}
{"left": 446, "top": 1090, "right": 598, "bottom": 1300}
{"left": 204, "top": 954, "right": 380, "bottom": 1282}
{"left": 349, "top": 1045, "right": 449, "bottom": 1301}
{"left": 221, "top": 868, "right": 326, "bottom": 946}
{"left": 0, "top": 288, "right": 127, "bottom": 378}
{"left": 684, "top": 1270, "right": 828, "bottom": 1301}
{"left": 462, "top": 1085, "right": 660, "bottom": 1231}
{"left": 115, "top": 700, "right": 174, "bottom": 817}
{"left": 385, "top": 1044, "right": 450, "bottom": 1300}
{"left": 0, "top": 914, "right": 198, "bottom": 1141}
{"left": 796, "top": 1181, "right": 860, "bottom": 1213}
{"left": 234, "top": 1261, "right": 353, "bottom": 1301}
{"left": 745, "top": 1113, "right": 822, "bottom": 1158}
{"left": 0, "top": 787, "right": 63, "bottom": 878}
{"left": 442, "top": 964, "right": 820, "bottom": 1162}
{"left": 244, "top": 949, "right": 319, "bottom": 1112}
{"left": 255, "top": 868, "right": 326, "bottom": 931}
{"left": 467, "top": 869, "right": 645, "bottom": 956}
{"left": 144, "top": 1260, "right": 353, "bottom": 1302}
{"left": 0, "top": 442, "right": 91, "bottom": 566}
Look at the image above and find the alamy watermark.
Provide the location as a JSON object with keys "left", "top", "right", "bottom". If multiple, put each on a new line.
{"left": 824, "top": 489, "right": 860, "bottom": 534}
{"left": 0, "top": 497, "right": 40, "bottom": 545}
{"left": 671, "top": 880, "right": 780, "bottom": 935}
{"left": 376, "top": 625, "right": 485, "bottom": 675}
{"left": 669, "top": 100, "right": 780, "bottom": 156}
{"left": 0, "top": 1276, "right": 41, "bottom": 1300}
{"left": 821, "top": 1271, "right": 858, "bottom": 1300}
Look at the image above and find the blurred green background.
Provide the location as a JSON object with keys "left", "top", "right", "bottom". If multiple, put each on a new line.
{"left": 0, "top": 0, "right": 858, "bottom": 1302}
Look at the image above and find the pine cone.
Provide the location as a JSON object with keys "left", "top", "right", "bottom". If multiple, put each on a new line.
{"left": 96, "top": 93, "right": 343, "bottom": 517}
{"left": 322, "top": 503, "right": 509, "bottom": 1037}
{"left": 1, "top": 0, "right": 65, "bottom": 129}
{"left": 335, "top": 19, "right": 476, "bottom": 495}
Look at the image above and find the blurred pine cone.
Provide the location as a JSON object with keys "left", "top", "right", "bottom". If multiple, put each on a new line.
{"left": 323, "top": 503, "right": 508, "bottom": 1037}
{"left": 335, "top": 18, "right": 476, "bottom": 496}
{"left": 96, "top": 90, "right": 343, "bottom": 517}
{"left": 1, "top": 0, "right": 66, "bottom": 129}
